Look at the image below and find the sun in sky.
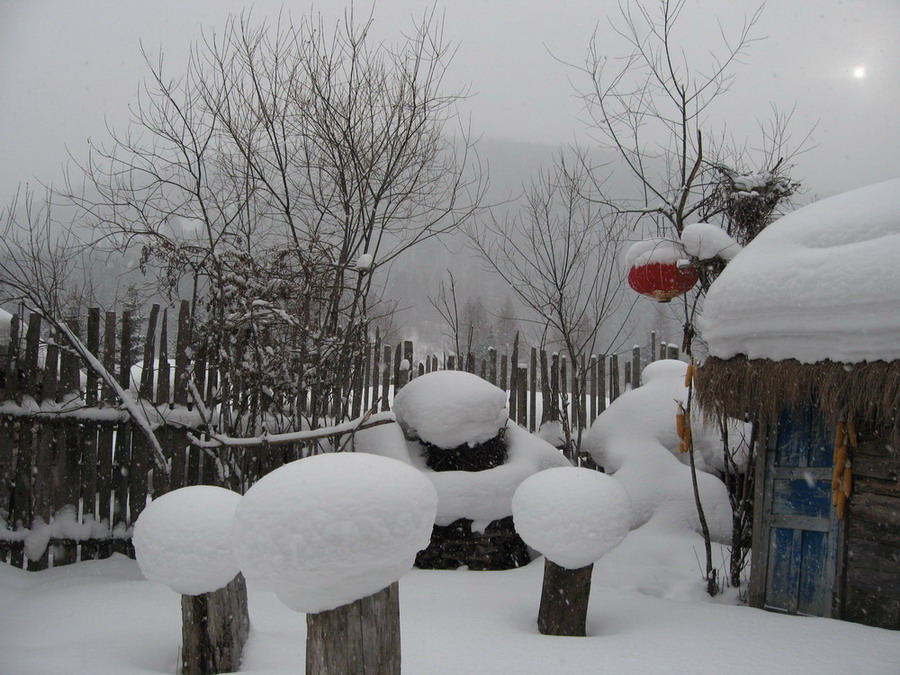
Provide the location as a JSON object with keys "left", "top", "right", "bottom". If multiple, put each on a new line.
{"left": 853, "top": 65, "right": 867, "bottom": 79}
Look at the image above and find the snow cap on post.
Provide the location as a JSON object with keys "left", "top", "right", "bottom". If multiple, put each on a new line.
{"left": 232, "top": 453, "right": 438, "bottom": 613}
{"left": 512, "top": 466, "right": 632, "bottom": 569}
{"left": 392, "top": 370, "right": 508, "bottom": 448}
{"left": 133, "top": 485, "right": 242, "bottom": 596}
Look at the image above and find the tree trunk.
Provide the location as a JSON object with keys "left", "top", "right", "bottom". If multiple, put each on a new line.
{"left": 306, "top": 581, "right": 401, "bottom": 674}
{"left": 181, "top": 573, "right": 250, "bottom": 675}
{"left": 537, "top": 559, "right": 593, "bottom": 636}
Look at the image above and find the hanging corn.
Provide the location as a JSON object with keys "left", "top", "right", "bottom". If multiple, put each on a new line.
{"left": 676, "top": 403, "right": 691, "bottom": 454}
{"left": 832, "top": 420, "right": 856, "bottom": 519}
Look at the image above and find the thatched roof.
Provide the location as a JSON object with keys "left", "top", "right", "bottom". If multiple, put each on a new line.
{"left": 696, "top": 356, "right": 900, "bottom": 436}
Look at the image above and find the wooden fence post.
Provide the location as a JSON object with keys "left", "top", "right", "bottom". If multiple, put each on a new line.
{"left": 632, "top": 345, "right": 642, "bottom": 388}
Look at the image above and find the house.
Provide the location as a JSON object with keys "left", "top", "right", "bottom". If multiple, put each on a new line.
{"left": 696, "top": 178, "right": 900, "bottom": 630}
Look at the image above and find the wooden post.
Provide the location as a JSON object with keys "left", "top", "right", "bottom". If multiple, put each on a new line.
{"left": 306, "top": 581, "right": 400, "bottom": 675}
{"left": 516, "top": 365, "right": 527, "bottom": 428}
{"left": 598, "top": 355, "right": 606, "bottom": 413}
{"left": 650, "top": 331, "right": 658, "bottom": 363}
{"left": 181, "top": 573, "right": 250, "bottom": 675}
{"left": 610, "top": 354, "right": 620, "bottom": 402}
{"left": 537, "top": 559, "right": 594, "bottom": 636}
{"left": 381, "top": 346, "right": 391, "bottom": 412}
{"left": 529, "top": 348, "right": 537, "bottom": 432}
{"left": 590, "top": 355, "right": 598, "bottom": 423}
{"left": 667, "top": 344, "right": 680, "bottom": 360}
{"left": 488, "top": 347, "right": 497, "bottom": 385}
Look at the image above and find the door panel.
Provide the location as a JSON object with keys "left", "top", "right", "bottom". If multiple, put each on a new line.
{"left": 763, "top": 406, "right": 839, "bottom": 617}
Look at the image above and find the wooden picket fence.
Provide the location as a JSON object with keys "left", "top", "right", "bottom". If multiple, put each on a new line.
{"left": 0, "top": 301, "right": 682, "bottom": 570}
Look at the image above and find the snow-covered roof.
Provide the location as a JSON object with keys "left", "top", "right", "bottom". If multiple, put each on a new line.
{"left": 701, "top": 177, "right": 900, "bottom": 364}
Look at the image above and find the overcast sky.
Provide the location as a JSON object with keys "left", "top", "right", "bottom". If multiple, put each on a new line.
{"left": 2, "top": 0, "right": 899, "bottom": 203}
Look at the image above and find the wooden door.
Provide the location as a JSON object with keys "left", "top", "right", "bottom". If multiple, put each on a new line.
{"left": 762, "top": 407, "right": 840, "bottom": 616}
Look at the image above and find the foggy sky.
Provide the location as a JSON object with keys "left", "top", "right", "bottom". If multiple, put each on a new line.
{"left": 2, "top": 0, "right": 899, "bottom": 202}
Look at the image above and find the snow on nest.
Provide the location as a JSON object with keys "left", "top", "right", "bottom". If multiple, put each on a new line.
{"left": 584, "top": 360, "right": 747, "bottom": 539}
{"left": 133, "top": 486, "right": 242, "bottom": 596}
{"left": 701, "top": 177, "right": 900, "bottom": 363}
{"left": 353, "top": 415, "right": 570, "bottom": 529}
{"left": 392, "top": 370, "right": 508, "bottom": 449}
{"left": 232, "top": 453, "right": 437, "bottom": 613}
{"left": 512, "top": 467, "right": 632, "bottom": 569}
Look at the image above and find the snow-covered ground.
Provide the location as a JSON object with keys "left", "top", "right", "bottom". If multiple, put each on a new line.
{"left": 2, "top": 548, "right": 898, "bottom": 674}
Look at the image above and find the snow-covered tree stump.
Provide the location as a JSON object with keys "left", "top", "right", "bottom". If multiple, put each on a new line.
{"left": 512, "top": 467, "right": 632, "bottom": 637}
{"left": 306, "top": 581, "right": 400, "bottom": 674}
{"left": 233, "top": 453, "right": 437, "bottom": 675}
{"left": 132, "top": 486, "right": 247, "bottom": 675}
{"left": 181, "top": 573, "right": 250, "bottom": 675}
{"left": 537, "top": 560, "right": 593, "bottom": 636}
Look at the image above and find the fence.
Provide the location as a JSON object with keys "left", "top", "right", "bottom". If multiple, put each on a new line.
{"left": 0, "top": 301, "right": 682, "bottom": 570}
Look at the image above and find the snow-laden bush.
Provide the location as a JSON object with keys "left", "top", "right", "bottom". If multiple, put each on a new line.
{"left": 232, "top": 453, "right": 437, "bottom": 613}
{"left": 392, "top": 370, "right": 508, "bottom": 448}
{"left": 133, "top": 485, "right": 242, "bottom": 596}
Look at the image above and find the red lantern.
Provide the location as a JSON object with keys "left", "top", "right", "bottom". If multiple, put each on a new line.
{"left": 628, "top": 262, "right": 699, "bottom": 303}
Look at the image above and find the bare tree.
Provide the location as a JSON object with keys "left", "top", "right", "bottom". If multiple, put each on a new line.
{"left": 62, "top": 9, "right": 484, "bottom": 438}
{"left": 470, "top": 152, "right": 629, "bottom": 459}
{"left": 569, "top": 0, "right": 811, "bottom": 595}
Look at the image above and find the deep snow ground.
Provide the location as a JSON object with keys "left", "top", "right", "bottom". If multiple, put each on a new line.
{"left": 2, "top": 549, "right": 898, "bottom": 675}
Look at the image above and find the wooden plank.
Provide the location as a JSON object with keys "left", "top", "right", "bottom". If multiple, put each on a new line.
{"left": 529, "top": 348, "right": 537, "bottom": 432}
{"left": 85, "top": 308, "right": 100, "bottom": 406}
{"left": 119, "top": 311, "right": 134, "bottom": 390}
{"left": 598, "top": 354, "right": 606, "bottom": 413}
{"left": 173, "top": 301, "right": 191, "bottom": 407}
{"left": 488, "top": 348, "right": 497, "bottom": 385}
{"left": 590, "top": 355, "right": 598, "bottom": 422}
{"left": 539, "top": 350, "right": 551, "bottom": 426}
{"left": 9, "top": 418, "right": 30, "bottom": 567}
{"left": 23, "top": 313, "right": 42, "bottom": 399}
{"left": 371, "top": 331, "right": 381, "bottom": 412}
{"left": 157, "top": 308, "right": 170, "bottom": 406}
{"left": 650, "top": 331, "right": 657, "bottom": 363}
{"left": 30, "top": 419, "right": 53, "bottom": 570}
{"left": 4, "top": 313, "right": 20, "bottom": 400}
{"left": 380, "top": 346, "right": 391, "bottom": 412}
{"left": 516, "top": 365, "right": 527, "bottom": 428}
{"left": 139, "top": 304, "right": 160, "bottom": 401}
{"left": 632, "top": 345, "right": 642, "bottom": 388}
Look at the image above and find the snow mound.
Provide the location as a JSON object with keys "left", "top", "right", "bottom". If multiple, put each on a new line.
{"left": 133, "top": 486, "right": 241, "bottom": 596}
{"left": 512, "top": 466, "right": 632, "bottom": 569}
{"left": 701, "top": 177, "right": 900, "bottom": 363}
{"left": 232, "top": 453, "right": 437, "bottom": 613}
{"left": 392, "top": 370, "right": 508, "bottom": 449}
{"left": 680, "top": 223, "right": 741, "bottom": 261}
{"left": 584, "top": 360, "right": 745, "bottom": 539}
{"left": 354, "top": 417, "right": 570, "bottom": 528}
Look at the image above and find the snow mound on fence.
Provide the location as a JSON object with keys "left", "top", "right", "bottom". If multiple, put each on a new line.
{"left": 232, "top": 453, "right": 437, "bottom": 613}
{"left": 512, "top": 466, "right": 632, "bottom": 569}
{"left": 133, "top": 486, "right": 242, "bottom": 596}
{"left": 354, "top": 415, "right": 570, "bottom": 529}
{"left": 392, "top": 370, "right": 508, "bottom": 449}
{"left": 701, "top": 177, "right": 900, "bottom": 363}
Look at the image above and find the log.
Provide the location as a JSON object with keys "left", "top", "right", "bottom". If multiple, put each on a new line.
{"left": 306, "top": 581, "right": 401, "bottom": 675}
{"left": 181, "top": 573, "right": 250, "bottom": 675}
{"left": 537, "top": 559, "right": 593, "bottom": 637}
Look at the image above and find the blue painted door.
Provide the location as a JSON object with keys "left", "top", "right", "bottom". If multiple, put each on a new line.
{"left": 763, "top": 407, "right": 840, "bottom": 616}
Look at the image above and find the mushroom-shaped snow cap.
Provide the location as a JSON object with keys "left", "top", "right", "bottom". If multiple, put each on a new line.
{"left": 133, "top": 485, "right": 242, "bottom": 596}
{"left": 512, "top": 467, "right": 632, "bottom": 570}
{"left": 232, "top": 453, "right": 438, "bottom": 613}
{"left": 392, "top": 370, "right": 508, "bottom": 449}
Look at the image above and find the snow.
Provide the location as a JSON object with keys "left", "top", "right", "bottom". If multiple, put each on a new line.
{"left": 512, "top": 467, "right": 632, "bottom": 569}
{"left": 680, "top": 222, "right": 742, "bottom": 261}
{"left": 132, "top": 485, "right": 242, "bottom": 596}
{"left": 623, "top": 237, "right": 686, "bottom": 270}
{"left": 3, "top": 552, "right": 900, "bottom": 674}
{"left": 583, "top": 360, "right": 747, "bottom": 539}
{"left": 355, "top": 252, "right": 374, "bottom": 271}
{"left": 232, "top": 453, "right": 437, "bottom": 613}
{"left": 392, "top": 370, "right": 508, "bottom": 448}
{"left": 354, "top": 416, "right": 570, "bottom": 528}
{"left": 701, "top": 177, "right": 900, "bottom": 363}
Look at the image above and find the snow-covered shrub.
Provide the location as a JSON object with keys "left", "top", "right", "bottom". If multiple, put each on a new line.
{"left": 133, "top": 485, "right": 242, "bottom": 596}
{"left": 512, "top": 466, "right": 632, "bottom": 569}
{"left": 584, "top": 359, "right": 744, "bottom": 539}
{"left": 231, "top": 452, "right": 437, "bottom": 613}
{"left": 392, "top": 370, "right": 508, "bottom": 449}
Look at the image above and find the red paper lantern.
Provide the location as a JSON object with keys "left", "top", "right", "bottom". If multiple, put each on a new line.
{"left": 628, "top": 262, "right": 699, "bottom": 303}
